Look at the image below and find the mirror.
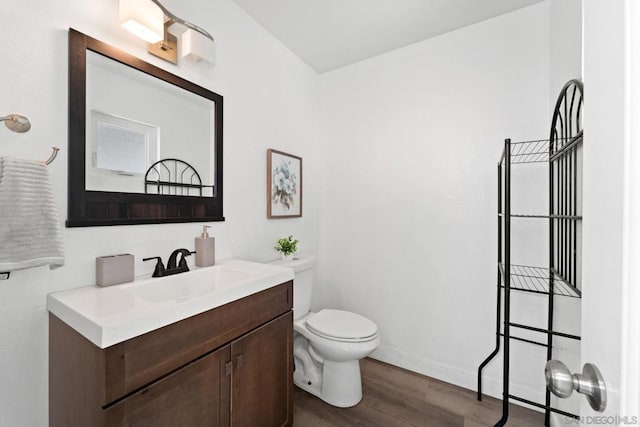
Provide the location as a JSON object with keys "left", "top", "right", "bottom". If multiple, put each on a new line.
{"left": 85, "top": 51, "right": 215, "bottom": 196}
{"left": 67, "top": 29, "right": 223, "bottom": 226}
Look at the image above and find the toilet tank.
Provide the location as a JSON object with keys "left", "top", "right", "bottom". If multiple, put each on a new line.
{"left": 269, "top": 255, "right": 314, "bottom": 320}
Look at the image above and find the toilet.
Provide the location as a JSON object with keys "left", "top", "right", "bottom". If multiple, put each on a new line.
{"left": 270, "top": 255, "right": 380, "bottom": 408}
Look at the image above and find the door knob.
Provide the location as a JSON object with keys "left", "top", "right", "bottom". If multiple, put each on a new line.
{"left": 545, "top": 360, "right": 607, "bottom": 412}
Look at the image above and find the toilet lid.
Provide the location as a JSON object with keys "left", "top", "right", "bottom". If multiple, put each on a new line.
{"left": 306, "top": 309, "right": 378, "bottom": 341}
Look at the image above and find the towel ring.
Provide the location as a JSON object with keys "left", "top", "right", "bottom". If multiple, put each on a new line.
{"left": 43, "top": 147, "right": 60, "bottom": 165}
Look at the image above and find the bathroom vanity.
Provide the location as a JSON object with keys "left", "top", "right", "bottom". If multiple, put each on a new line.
{"left": 48, "top": 260, "right": 293, "bottom": 427}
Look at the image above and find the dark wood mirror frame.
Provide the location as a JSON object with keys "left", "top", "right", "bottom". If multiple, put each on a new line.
{"left": 67, "top": 29, "right": 224, "bottom": 227}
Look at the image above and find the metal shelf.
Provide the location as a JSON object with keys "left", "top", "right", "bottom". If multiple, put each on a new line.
{"left": 145, "top": 158, "right": 213, "bottom": 197}
{"left": 479, "top": 80, "right": 584, "bottom": 427}
{"left": 508, "top": 139, "right": 550, "bottom": 164}
{"left": 499, "top": 136, "right": 581, "bottom": 165}
{"left": 499, "top": 263, "right": 581, "bottom": 298}
{"left": 508, "top": 395, "right": 579, "bottom": 420}
{"left": 499, "top": 213, "right": 582, "bottom": 219}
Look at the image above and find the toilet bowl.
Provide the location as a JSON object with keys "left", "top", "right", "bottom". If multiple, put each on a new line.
{"left": 269, "top": 255, "right": 380, "bottom": 407}
{"left": 294, "top": 310, "right": 380, "bottom": 407}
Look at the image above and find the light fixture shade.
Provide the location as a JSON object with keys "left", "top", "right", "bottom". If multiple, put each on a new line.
{"left": 182, "top": 29, "right": 215, "bottom": 65}
{"left": 119, "top": 0, "right": 164, "bottom": 44}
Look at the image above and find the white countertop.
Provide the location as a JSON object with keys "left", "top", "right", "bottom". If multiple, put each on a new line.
{"left": 47, "top": 259, "right": 294, "bottom": 349}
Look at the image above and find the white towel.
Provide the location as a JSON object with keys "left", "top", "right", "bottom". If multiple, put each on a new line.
{"left": 0, "top": 157, "right": 64, "bottom": 271}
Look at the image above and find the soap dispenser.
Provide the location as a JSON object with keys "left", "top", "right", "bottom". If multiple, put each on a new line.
{"left": 195, "top": 225, "right": 215, "bottom": 267}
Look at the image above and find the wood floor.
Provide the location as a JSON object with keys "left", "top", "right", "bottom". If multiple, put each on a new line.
{"left": 293, "top": 358, "right": 544, "bottom": 427}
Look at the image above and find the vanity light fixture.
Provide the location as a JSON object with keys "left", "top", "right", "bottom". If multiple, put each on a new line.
{"left": 119, "top": 0, "right": 214, "bottom": 65}
{"left": 182, "top": 29, "right": 215, "bottom": 65}
{"left": 119, "top": 0, "right": 164, "bottom": 44}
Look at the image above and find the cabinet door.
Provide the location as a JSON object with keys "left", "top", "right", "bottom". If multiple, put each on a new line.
{"left": 231, "top": 312, "right": 293, "bottom": 427}
{"left": 103, "top": 345, "right": 231, "bottom": 427}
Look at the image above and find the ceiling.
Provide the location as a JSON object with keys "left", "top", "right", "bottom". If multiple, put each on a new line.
{"left": 231, "top": 0, "right": 545, "bottom": 73}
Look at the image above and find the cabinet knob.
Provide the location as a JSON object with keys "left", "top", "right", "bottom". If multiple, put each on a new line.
{"left": 235, "top": 354, "right": 244, "bottom": 369}
{"left": 225, "top": 361, "right": 232, "bottom": 376}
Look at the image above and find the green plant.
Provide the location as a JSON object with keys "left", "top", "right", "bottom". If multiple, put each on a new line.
{"left": 275, "top": 235, "right": 299, "bottom": 256}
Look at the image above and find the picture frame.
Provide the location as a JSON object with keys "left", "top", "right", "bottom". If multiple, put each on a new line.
{"left": 267, "top": 149, "right": 302, "bottom": 218}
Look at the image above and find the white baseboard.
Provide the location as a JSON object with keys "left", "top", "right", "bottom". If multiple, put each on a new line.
{"left": 370, "top": 345, "right": 545, "bottom": 412}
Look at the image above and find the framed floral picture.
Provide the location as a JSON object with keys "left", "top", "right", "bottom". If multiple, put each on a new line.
{"left": 267, "top": 149, "right": 302, "bottom": 218}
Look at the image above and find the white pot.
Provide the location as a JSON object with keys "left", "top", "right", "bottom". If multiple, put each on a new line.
{"left": 281, "top": 253, "right": 295, "bottom": 261}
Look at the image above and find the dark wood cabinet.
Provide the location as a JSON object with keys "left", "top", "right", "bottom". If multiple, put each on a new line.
{"left": 103, "top": 345, "right": 231, "bottom": 427}
{"left": 231, "top": 314, "right": 293, "bottom": 427}
{"left": 50, "top": 282, "right": 293, "bottom": 427}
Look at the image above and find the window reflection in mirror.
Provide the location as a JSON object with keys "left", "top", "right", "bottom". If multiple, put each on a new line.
{"left": 85, "top": 50, "right": 215, "bottom": 196}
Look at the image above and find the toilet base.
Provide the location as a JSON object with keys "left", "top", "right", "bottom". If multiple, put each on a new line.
{"left": 294, "top": 359, "right": 363, "bottom": 408}
{"left": 293, "top": 367, "right": 323, "bottom": 400}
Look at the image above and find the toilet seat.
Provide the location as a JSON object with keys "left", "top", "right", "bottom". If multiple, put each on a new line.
{"left": 305, "top": 309, "right": 378, "bottom": 343}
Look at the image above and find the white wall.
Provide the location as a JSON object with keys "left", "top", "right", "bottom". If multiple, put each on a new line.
{"left": 318, "top": 2, "right": 555, "bottom": 404}
{"left": 0, "top": 0, "right": 319, "bottom": 425}
{"left": 549, "top": 0, "right": 582, "bottom": 103}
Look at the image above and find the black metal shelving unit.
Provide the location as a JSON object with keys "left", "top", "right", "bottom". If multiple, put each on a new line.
{"left": 144, "top": 158, "right": 214, "bottom": 196}
{"left": 477, "top": 80, "right": 584, "bottom": 427}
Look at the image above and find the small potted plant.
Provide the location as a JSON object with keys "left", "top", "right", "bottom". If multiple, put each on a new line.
{"left": 275, "top": 235, "right": 299, "bottom": 260}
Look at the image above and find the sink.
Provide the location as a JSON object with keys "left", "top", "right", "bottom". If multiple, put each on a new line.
{"left": 47, "top": 259, "right": 294, "bottom": 348}
{"left": 122, "top": 263, "right": 261, "bottom": 303}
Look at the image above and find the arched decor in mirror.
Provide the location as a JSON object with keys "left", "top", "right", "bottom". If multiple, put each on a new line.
{"left": 67, "top": 29, "right": 223, "bottom": 226}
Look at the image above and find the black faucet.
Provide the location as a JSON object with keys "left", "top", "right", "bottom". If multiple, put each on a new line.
{"left": 143, "top": 249, "right": 194, "bottom": 277}
{"left": 167, "top": 248, "right": 193, "bottom": 271}
{"left": 142, "top": 256, "right": 166, "bottom": 277}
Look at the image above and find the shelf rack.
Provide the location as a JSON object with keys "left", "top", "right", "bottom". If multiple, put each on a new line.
{"left": 499, "top": 264, "right": 581, "bottom": 298}
{"left": 144, "top": 158, "right": 214, "bottom": 197}
{"left": 477, "top": 80, "right": 584, "bottom": 427}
